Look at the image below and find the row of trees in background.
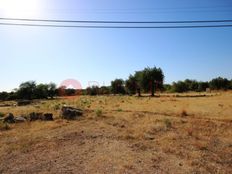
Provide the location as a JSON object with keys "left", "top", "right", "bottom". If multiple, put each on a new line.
{"left": 0, "top": 67, "right": 232, "bottom": 100}
{"left": 0, "top": 81, "right": 57, "bottom": 101}
{"left": 168, "top": 77, "right": 232, "bottom": 93}
{"left": 86, "top": 67, "right": 164, "bottom": 96}
{"left": 86, "top": 76, "right": 232, "bottom": 95}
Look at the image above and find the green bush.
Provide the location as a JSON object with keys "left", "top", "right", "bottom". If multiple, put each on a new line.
{"left": 0, "top": 112, "right": 4, "bottom": 117}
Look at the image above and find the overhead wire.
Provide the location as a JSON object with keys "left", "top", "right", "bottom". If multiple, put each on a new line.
{"left": 0, "top": 22, "right": 232, "bottom": 28}
{"left": 0, "top": 17, "right": 232, "bottom": 29}
{"left": 0, "top": 17, "right": 232, "bottom": 24}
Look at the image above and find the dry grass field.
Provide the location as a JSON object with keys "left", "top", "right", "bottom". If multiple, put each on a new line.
{"left": 0, "top": 92, "right": 232, "bottom": 173}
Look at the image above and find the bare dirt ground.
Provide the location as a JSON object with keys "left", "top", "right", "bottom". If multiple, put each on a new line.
{"left": 0, "top": 92, "right": 232, "bottom": 173}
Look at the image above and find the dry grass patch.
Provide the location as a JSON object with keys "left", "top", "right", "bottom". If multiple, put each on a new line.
{"left": 0, "top": 92, "right": 232, "bottom": 173}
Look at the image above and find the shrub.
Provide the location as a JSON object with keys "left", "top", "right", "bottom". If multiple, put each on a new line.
{"left": 117, "top": 108, "right": 123, "bottom": 112}
{"left": 95, "top": 109, "right": 103, "bottom": 117}
{"left": 53, "top": 104, "right": 61, "bottom": 110}
{"left": 164, "top": 119, "right": 172, "bottom": 128}
{"left": 0, "top": 112, "right": 4, "bottom": 117}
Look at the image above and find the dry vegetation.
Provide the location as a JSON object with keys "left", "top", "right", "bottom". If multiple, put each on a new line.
{"left": 0, "top": 92, "right": 232, "bottom": 173}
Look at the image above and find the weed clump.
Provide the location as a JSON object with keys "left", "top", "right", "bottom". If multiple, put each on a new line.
{"left": 164, "top": 119, "right": 172, "bottom": 129}
{"left": 0, "top": 112, "right": 4, "bottom": 117}
{"left": 53, "top": 104, "right": 61, "bottom": 110}
{"left": 95, "top": 109, "right": 103, "bottom": 117}
{"left": 0, "top": 122, "right": 10, "bottom": 131}
{"left": 117, "top": 108, "right": 123, "bottom": 112}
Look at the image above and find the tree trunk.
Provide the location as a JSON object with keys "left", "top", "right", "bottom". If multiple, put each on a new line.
{"left": 151, "top": 82, "right": 155, "bottom": 97}
{"left": 137, "top": 88, "right": 141, "bottom": 97}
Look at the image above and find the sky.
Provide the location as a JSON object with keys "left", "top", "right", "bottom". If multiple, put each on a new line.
{"left": 0, "top": 0, "right": 232, "bottom": 91}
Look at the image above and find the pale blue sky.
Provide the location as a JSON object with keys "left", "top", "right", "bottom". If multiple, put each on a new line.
{"left": 0, "top": 0, "right": 232, "bottom": 91}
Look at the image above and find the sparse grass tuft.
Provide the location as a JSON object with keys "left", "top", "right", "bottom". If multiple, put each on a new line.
{"left": 117, "top": 108, "right": 123, "bottom": 112}
{"left": 187, "top": 128, "right": 193, "bottom": 136}
{"left": 53, "top": 104, "right": 61, "bottom": 110}
{"left": 95, "top": 109, "right": 103, "bottom": 117}
{"left": 163, "top": 119, "right": 172, "bottom": 129}
{"left": 0, "top": 122, "right": 10, "bottom": 131}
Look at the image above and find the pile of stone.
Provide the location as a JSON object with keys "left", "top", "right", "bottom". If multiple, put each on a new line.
{"left": 1, "top": 106, "right": 84, "bottom": 124}
{"left": 2, "top": 113, "right": 26, "bottom": 123}
{"left": 61, "top": 106, "right": 83, "bottom": 120}
{"left": 29, "top": 112, "right": 54, "bottom": 121}
{"left": 2, "top": 112, "right": 54, "bottom": 123}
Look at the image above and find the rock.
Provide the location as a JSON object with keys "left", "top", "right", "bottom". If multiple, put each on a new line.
{"left": 144, "top": 133, "right": 155, "bottom": 140}
{"left": 29, "top": 112, "right": 43, "bottom": 121}
{"left": 14, "top": 116, "right": 26, "bottom": 123}
{"left": 28, "top": 112, "right": 54, "bottom": 121}
{"left": 61, "top": 106, "right": 83, "bottom": 120}
{"left": 43, "top": 113, "right": 54, "bottom": 121}
{"left": 3, "top": 113, "right": 15, "bottom": 123}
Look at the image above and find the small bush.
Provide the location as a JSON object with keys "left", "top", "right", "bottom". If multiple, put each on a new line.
{"left": 53, "top": 104, "right": 61, "bottom": 110}
{"left": 95, "top": 109, "right": 103, "bottom": 117}
{"left": 117, "top": 108, "right": 123, "bottom": 112}
{"left": 0, "top": 112, "right": 4, "bottom": 117}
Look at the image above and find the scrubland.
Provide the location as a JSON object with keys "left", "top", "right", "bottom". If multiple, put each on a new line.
{"left": 0, "top": 92, "right": 231, "bottom": 173}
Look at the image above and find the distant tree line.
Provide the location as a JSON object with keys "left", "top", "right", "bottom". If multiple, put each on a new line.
{"left": 0, "top": 81, "right": 57, "bottom": 101}
{"left": 168, "top": 77, "right": 232, "bottom": 93}
{"left": 86, "top": 66, "right": 165, "bottom": 96}
{"left": 0, "top": 67, "right": 232, "bottom": 101}
{"left": 85, "top": 75, "right": 232, "bottom": 95}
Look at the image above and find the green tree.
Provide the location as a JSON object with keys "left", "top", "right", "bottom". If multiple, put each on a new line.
{"left": 172, "top": 81, "right": 188, "bottom": 93}
{"left": 111, "top": 79, "right": 126, "bottom": 94}
{"left": 47, "top": 83, "right": 57, "bottom": 99}
{"left": 65, "top": 88, "right": 76, "bottom": 96}
{"left": 99, "top": 86, "right": 111, "bottom": 95}
{"left": 17, "top": 81, "right": 36, "bottom": 100}
{"left": 34, "top": 84, "right": 49, "bottom": 99}
{"left": 163, "top": 84, "right": 172, "bottom": 92}
{"left": 197, "top": 81, "right": 209, "bottom": 92}
{"left": 0, "top": 92, "right": 9, "bottom": 101}
{"left": 125, "top": 75, "right": 138, "bottom": 95}
{"left": 141, "top": 67, "right": 164, "bottom": 96}
{"left": 184, "top": 79, "right": 199, "bottom": 91}
{"left": 86, "top": 86, "right": 99, "bottom": 95}
{"left": 210, "top": 77, "right": 230, "bottom": 90}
